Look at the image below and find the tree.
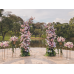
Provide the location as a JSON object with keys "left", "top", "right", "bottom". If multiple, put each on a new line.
{"left": 34, "top": 29, "right": 40, "bottom": 37}
{"left": 12, "top": 22, "right": 21, "bottom": 36}
{"left": 54, "top": 23, "right": 71, "bottom": 39}
{"left": 0, "top": 9, "right": 4, "bottom": 17}
{"left": 9, "top": 14, "right": 23, "bottom": 37}
{"left": 56, "top": 22, "right": 61, "bottom": 24}
{"left": 9, "top": 14, "right": 23, "bottom": 24}
{"left": 69, "top": 17, "right": 74, "bottom": 25}
{"left": 30, "top": 22, "right": 45, "bottom": 37}
{"left": 0, "top": 16, "right": 13, "bottom": 40}
{"left": 0, "top": 10, "right": 24, "bottom": 40}
{"left": 0, "top": 9, "right": 4, "bottom": 35}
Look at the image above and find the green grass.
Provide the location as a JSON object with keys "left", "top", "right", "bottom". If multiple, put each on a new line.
{"left": 0, "top": 36, "right": 2, "bottom": 41}
{"left": 0, "top": 35, "right": 20, "bottom": 41}
{"left": 0, "top": 35, "right": 44, "bottom": 41}
{"left": 31, "top": 37, "right": 41, "bottom": 38}
{"left": 0, "top": 35, "right": 11, "bottom": 41}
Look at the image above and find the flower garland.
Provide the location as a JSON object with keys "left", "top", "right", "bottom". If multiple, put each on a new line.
{"left": 45, "top": 23, "right": 56, "bottom": 56}
{"left": 20, "top": 17, "right": 34, "bottom": 56}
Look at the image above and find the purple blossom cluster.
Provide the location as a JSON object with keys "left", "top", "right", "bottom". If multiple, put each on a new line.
{"left": 20, "top": 17, "right": 34, "bottom": 51}
{"left": 45, "top": 23, "right": 56, "bottom": 48}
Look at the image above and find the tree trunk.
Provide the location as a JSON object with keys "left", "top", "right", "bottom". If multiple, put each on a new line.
{"left": 39, "top": 34, "right": 40, "bottom": 37}
{"left": 2, "top": 32, "right": 7, "bottom": 40}
{"left": 40, "top": 34, "right": 41, "bottom": 37}
{"left": 2, "top": 35, "right": 5, "bottom": 40}
{"left": 35, "top": 35, "right": 36, "bottom": 38}
{"left": 15, "top": 31, "right": 16, "bottom": 36}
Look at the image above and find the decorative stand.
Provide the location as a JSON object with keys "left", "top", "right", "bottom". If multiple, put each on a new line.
{"left": 12, "top": 41, "right": 15, "bottom": 57}
{"left": 4, "top": 48, "right": 5, "bottom": 60}
{"left": 1, "top": 48, "right": 4, "bottom": 60}
{"left": 66, "top": 48, "right": 68, "bottom": 59}
{"left": 59, "top": 42, "right": 63, "bottom": 57}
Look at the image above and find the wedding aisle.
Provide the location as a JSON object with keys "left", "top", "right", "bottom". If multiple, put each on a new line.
{"left": 0, "top": 48, "right": 74, "bottom": 64}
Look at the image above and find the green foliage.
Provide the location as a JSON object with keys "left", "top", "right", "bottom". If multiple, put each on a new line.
{"left": 12, "top": 22, "right": 21, "bottom": 36}
{"left": 41, "top": 34, "right": 46, "bottom": 38}
{"left": 45, "top": 47, "right": 56, "bottom": 56}
{"left": 10, "top": 41, "right": 19, "bottom": 53}
{"left": 0, "top": 10, "right": 23, "bottom": 40}
{"left": 0, "top": 16, "right": 13, "bottom": 40}
{"left": 21, "top": 47, "right": 30, "bottom": 57}
{"left": 0, "top": 9, "right": 4, "bottom": 17}
{"left": 30, "top": 22, "right": 45, "bottom": 38}
{"left": 34, "top": 29, "right": 42, "bottom": 37}
{"left": 54, "top": 23, "right": 74, "bottom": 39}
{"left": 69, "top": 17, "right": 74, "bottom": 25}
{"left": 1, "top": 9, "right": 74, "bottom": 41}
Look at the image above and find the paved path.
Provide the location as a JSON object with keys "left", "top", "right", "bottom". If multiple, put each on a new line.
{"left": 0, "top": 48, "right": 74, "bottom": 64}
{"left": 1, "top": 48, "right": 55, "bottom": 64}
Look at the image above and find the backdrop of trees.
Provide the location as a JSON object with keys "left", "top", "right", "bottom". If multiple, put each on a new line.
{"left": 0, "top": 9, "right": 74, "bottom": 40}
{"left": 0, "top": 9, "right": 23, "bottom": 40}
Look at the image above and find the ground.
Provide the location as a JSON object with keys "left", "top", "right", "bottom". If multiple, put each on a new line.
{"left": 0, "top": 48, "right": 74, "bottom": 64}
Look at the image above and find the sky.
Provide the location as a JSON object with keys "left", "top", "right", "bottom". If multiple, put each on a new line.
{"left": 4, "top": 9, "right": 74, "bottom": 23}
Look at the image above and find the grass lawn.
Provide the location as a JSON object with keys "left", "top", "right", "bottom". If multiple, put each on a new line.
{"left": 31, "top": 37, "right": 45, "bottom": 39}
{"left": 0, "top": 35, "right": 45, "bottom": 41}
{"left": 0, "top": 35, "right": 11, "bottom": 41}
{"left": 0, "top": 35, "right": 20, "bottom": 41}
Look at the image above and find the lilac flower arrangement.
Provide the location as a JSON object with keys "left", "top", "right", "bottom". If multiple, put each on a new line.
{"left": 9, "top": 36, "right": 18, "bottom": 55}
{"left": 10, "top": 36, "right": 18, "bottom": 42}
{"left": 0, "top": 41, "right": 9, "bottom": 59}
{"left": 56, "top": 36, "right": 65, "bottom": 55}
{"left": 57, "top": 36, "right": 65, "bottom": 42}
{"left": 0, "top": 42, "right": 3, "bottom": 47}
{"left": 45, "top": 23, "right": 56, "bottom": 56}
{"left": 3, "top": 41, "right": 9, "bottom": 47}
{"left": 64, "top": 42, "right": 74, "bottom": 59}
{"left": 20, "top": 17, "right": 34, "bottom": 56}
{"left": 64, "top": 42, "right": 73, "bottom": 49}
{"left": 0, "top": 41, "right": 9, "bottom": 48}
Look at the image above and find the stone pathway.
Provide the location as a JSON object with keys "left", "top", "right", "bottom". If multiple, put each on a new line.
{"left": 0, "top": 48, "right": 74, "bottom": 64}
